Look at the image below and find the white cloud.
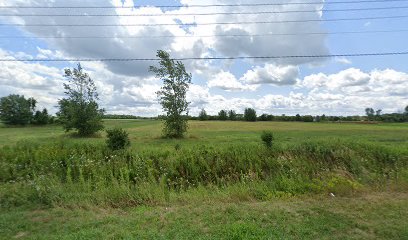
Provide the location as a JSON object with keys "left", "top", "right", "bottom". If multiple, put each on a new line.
{"left": 241, "top": 64, "right": 299, "bottom": 86}
{"left": 303, "top": 68, "right": 371, "bottom": 91}
{"left": 208, "top": 71, "right": 256, "bottom": 91}
{"left": 1, "top": 1, "right": 407, "bottom": 117}
{"left": 0, "top": 0, "right": 330, "bottom": 77}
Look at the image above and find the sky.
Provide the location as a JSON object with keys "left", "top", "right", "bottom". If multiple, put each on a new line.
{"left": 0, "top": 0, "right": 407, "bottom": 117}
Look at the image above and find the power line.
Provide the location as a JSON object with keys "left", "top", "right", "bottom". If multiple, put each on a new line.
{"left": 0, "top": 0, "right": 407, "bottom": 8}
{"left": 1, "top": 29, "right": 408, "bottom": 39}
{"left": 1, "top": 15, "right": 407, "bottom": 27}
{"left": 1, "top": 6, "right": 408, "bottom": 17}
{"left": 1, "top": 52, "right": 407, "bottom": 62}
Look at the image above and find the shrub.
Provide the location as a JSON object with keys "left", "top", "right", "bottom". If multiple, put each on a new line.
{"left": 261, "top": 131, "right": 274, "bottom": 148}
{"left": 106, "top": 128, "right": 130, "bottom": 151}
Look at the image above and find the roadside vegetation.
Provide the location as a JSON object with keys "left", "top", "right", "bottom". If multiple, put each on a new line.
{"left": 0, "top": 54, "right": 407, "bottom": 239}
{"left": 0, "top": 120, "right": 407, "bottom": 239}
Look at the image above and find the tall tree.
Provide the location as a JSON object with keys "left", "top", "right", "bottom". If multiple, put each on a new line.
{"left": 0, "top": 94, "right": 36, "bottom": 125}
{"left": 228, "top": 110, "right": 237, "bottom": 121}
{"left": 218, "top": 110, "right": 228, "bottom": 121}
{"left": 198, "top": 109, "right": 208, "bottom": 121}
{"left": 149, "top": 50, "right": 192, "bottom": 138}
{"left": 244, "top": 108, "right": 257, "bottom": 122}
{"left": 365, "top": 108, "right": 375, "bottom": 121}
{"left": 57, "top": 63, "right": 104, "bottom": 136}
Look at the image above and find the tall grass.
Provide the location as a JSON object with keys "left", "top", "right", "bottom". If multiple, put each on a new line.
{"left": 0, "top": 139, "right": 407, "bottom": 208}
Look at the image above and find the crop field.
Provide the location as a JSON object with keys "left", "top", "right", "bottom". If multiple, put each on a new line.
{"left": 1, "top": 120, "right": 408, "bottom": 239}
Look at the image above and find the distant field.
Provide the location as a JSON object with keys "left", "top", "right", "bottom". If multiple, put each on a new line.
{"left": 1, "top": 120, "right": 407, "bottom": 239}
{"left": 0, "top": 120, "right": 407, "bottom": 148}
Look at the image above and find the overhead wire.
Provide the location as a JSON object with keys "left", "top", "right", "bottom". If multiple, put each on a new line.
{"left": 1, "top": 15, "right": 408, "bottom": 27}
{"left": 0, "top": 0, "right": 407, "bottom": 8}
{"left": 1, "top": 29, "right": 408, "bottom": 39}
{"left": 1, "top": 6, "right": 408, "bottom": 17}
{"left": 1, "top": 52, "right": 408, "bottom": 62}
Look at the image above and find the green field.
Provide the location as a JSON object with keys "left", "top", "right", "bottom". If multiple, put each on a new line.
{"left": 1, "top": 119, "right": 407, "bottom": 148}
{"left": 1, "top": 120, "right": 407, "bottom": 239}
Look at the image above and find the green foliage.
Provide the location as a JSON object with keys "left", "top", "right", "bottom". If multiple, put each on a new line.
{"left": 106, "top": 128, "right": 130, "bottom": 151}
{"left": 228, "top": 110, "right": 237, "bottom": 121}
{"left": 149, "top": 50, "right": 192, "bottom": 138}
{"left": 302, "top": 115, "right": 314, "bottom": 122}
{"left": 259, "top": 114, "right": 274, "bottom": 121}
{"left": 33, "top": 108, "right": 50, "bottom": 125}
{"left": 218, "top": 110, "right": 228, "bottom": 121}
{"left": 198, "top": 109, "right": 208, "bottom": 121}
{"left": 244, "top": 108, "right": 257, "bottom": 122}
{"left": 57, "top": 63, "right": 104, "bottom": 136}
{"left": 0, "top": 138, "right": 406, "bottom": 208}
{"left": 365, "top": 107, "right": 375, "bottom": 121}
{"left": 261, "top": 131, "right": 274, "bottom": 148}
{"left": 0, "top": 94, "right": 36, "bottom": 125}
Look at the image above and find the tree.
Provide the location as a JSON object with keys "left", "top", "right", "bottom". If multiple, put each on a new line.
{"left": 57, "top": 63, "right": 104, "bottom": 136}
{"left": 149, "top": 50, "right": 192, "bottom": 138}
{"left": 295, "top": 114, "right": 301, "bottom": 122}
{"left": 405, "top": 105, "right": 408, "bottom": 114}
{"left": 302, "top": 115, "right": 314, "bottom": 122}
{"left": 0, "top": 94, "right": 36, "bottom": 125}
{"left": 365, "top": 108, "right": 375, "bottom": 121}
{"left": 244, "top": 108, "right": 257, "bottom": 122}
{"left": 259, "top": 114, "right": 271, "bottom": 121}
{"left": 198, "top": 109, "right": 208, "bottom": 121}
{"left": 228, "top": 110, "right": 237, "bottom": 121}
{"left": 33, "top": 108, "right": 50, "bottom": 125}
{"left": 218, "top": 110, "right": 228, "bottom": 121}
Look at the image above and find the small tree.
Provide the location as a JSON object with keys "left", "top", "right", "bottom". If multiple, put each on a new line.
{"left": 106, "top": 128, "right": 130, "bottom": 151}
{"left": 0, "top": 94, "right": 36, "bottom": 125}
{"left": 57, "top": 63, "right": 104, "bottom": 136}
{"left": 228, "top": 110, "right": 237, "bottom": 121}
{"left": 149, "top": 50, "right": 192, "bottom": 138}
{"left": 244, "top": 108, "right": 257, "bottom": 122}
{"left": 218, "top": 110, "right": 228, "bottom": 121}
{"left": 198, "top": 109, "right": 208, "bottom": 121}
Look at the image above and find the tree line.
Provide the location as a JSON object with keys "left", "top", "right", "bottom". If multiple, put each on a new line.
{"left": 190, "top": 108, "right": 408, "bottom": 123}
{"left": 0, "top": 94, "right": 54, "bottom": 125}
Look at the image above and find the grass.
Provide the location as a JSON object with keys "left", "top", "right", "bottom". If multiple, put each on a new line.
{"left": 0, "top": 120, "right": 407, "bottom": 148}
{"left": 0, "top": 120, "right": 407, "bottom": 239}
{"left": 1, "top": 192, "right": 407, "bottom": 239}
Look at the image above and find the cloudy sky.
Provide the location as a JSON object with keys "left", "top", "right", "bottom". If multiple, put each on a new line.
{"left": 0, "top": 0, "right": 407, "bottom": 116}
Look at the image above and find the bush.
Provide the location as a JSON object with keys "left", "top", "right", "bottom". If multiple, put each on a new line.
{"left": 261, "top": 131, "right": 274, "bottom": 148}
{"left": 106, "top": 128, "right": 130, "bottom": 151}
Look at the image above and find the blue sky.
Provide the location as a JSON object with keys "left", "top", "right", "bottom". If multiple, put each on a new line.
{"left": 0, "top": 0, "right": 407, "bottom": 116}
